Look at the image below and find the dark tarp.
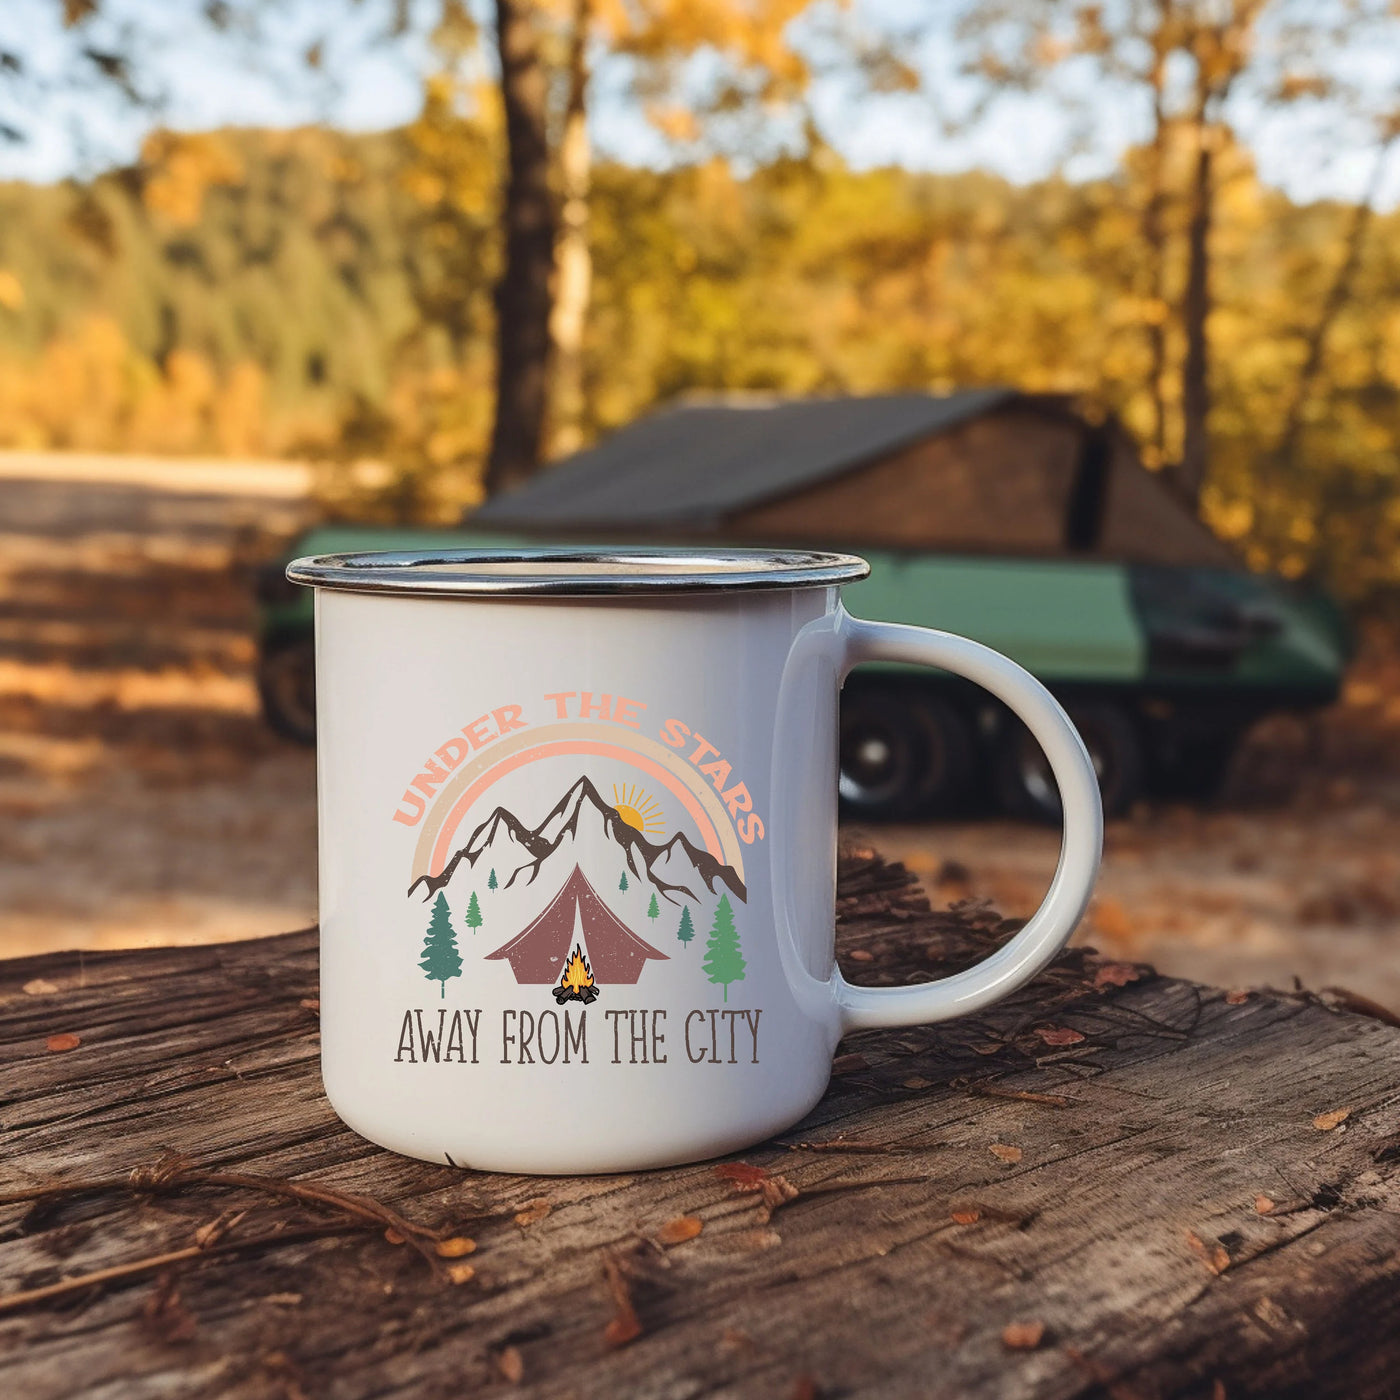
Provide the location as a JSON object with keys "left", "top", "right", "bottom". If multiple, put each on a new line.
{"left": 473, "top": 390, "right": 1016, "bottom": 529}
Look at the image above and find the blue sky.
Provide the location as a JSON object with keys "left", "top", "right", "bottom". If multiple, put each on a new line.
{"left": 1, "top": 0, "right": 1396, "bottom": 209}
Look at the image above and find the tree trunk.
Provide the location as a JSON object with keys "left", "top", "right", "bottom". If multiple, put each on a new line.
{"left": 1175, "top": 3, "right": 1269, "bottom": 509}
{"left": 485, "top": 0, "right": 556, "bottom": 497}
{"left": 548, "top": 0, "right": 593, "bottom": 460}
{"left": 1176, "top": 103, "right": 1214, "bottom": 509}
{"left": 1141, "top": 11, "right": 1172, "bottom": 468}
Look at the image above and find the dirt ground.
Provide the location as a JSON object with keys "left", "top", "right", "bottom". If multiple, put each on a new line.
{"left": 3, "top": 454, "right": 1399, "bottom": 1010}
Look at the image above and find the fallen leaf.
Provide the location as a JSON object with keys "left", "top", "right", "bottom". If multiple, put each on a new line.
{"left": 435, "top": 1236, "right": 476, "bottom": 1258}
{"left": 973, "top": 1041, "right": 1005, "bottom": 1056}
{"left": 715, "top": 1162, "right": 771, "bottom": 1188}
{"left": 1313, "top": 1108, "right": 1351, "bottom": 1131}
{"left": 495, "top": 1345, "right": 524, "bottom": 1384}
{"left": 1001, "top": 1320, "right": 1045, "bottom": 1350}
{"left": 1185, "top": 1230, "right": 1229, "bottom": 1276}
{"left": 989, "top": 1144, "right": 1022, "bottom": 1164}
{"left": 790, "top": 1376, "right": 822, "bottom": 1400}
{"left": 902, "top": 1076, "right": 933, "bottom": 1089}
{"left": 1034, "top": 1025, "right": 1085, "bottom": 1046}
{"left": 655, "top": 1215, "right": 703, "bottom": 1246}
{"left": 602, "top": 1255, "right": 642, "bottom": 1348}
{"left": 715, "top": 1163, "right": 798, "bottom": 1219}
{"left": 1211, "top": 1381, "right": 1226, "bottom": 1400}
{"left": 1225, "top": 990, "right": 1250, "bottom": 1005}
{"left": 951, "top": 1208, "right": 982, "bottom": 1225}
{"left": 45, "top": 1033, "right": 81, "bottom": 1052}
{"left": 1092, "top": 961, "right": 1143, "bottom": 989}
{"left": 299, "top": 998, "right": 320, "bottom": 1011}
{"left": 22, "top": 979, "right": 58, "bottom": 996}
{"left": 514, "top": 1197, "right": 552, "bottom": 1226}
{"left": 1254, "top": 1194, "right": 1275, "bottom": 1215}
{"left": 846, "top": 949, "right": 874, "bottom": 963}
{"left": 831, "top": 1053, "right": 869, "bottom": 1075}
{"left": 263, "top": 1293, "right": 302, "bottom": 1307}
{"left": 383, "top": 1227, "right": 406, "bottom": 1245}
{"left": 721, "top": 1328, "right": 754, "bottom": 1351}
{"left": 445, "top": 1262, "right": 475, "bottom": 1285}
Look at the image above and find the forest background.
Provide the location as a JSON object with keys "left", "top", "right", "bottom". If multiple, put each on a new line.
{"left": 2, "top": 0, "right": 1400, "bottom": 605}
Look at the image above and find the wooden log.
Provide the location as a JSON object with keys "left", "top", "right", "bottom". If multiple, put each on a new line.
{"left": 1, "top": 849, "right": 1398, "bottom": 1399}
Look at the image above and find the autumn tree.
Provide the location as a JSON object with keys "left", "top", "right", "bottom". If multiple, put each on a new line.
{"left": 484, "top": 0, "right": 825, "bottom": 484}
{"left": 944, "top": 1, "right": 1385, "bottom": 508}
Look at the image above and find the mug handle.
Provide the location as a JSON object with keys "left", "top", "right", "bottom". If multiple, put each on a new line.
{"left": 827, "top": 612, "right": 1103, "bottom": 1034}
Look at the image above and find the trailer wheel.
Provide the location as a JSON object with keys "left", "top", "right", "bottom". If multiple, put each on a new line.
{"left": 909, "top": 695, "right": 976, "bottom": 816}
{"left": 995, "top": 701, "right": 1143, "bottom": 822}
{"left": 1153, "top": 731, "right": 1241, "bottom": 801}
{"left": 257, "top": 637, "right": 317, "bottom": 745}
{"left": 839, "top": 691, "right": 972, "bottom": 820}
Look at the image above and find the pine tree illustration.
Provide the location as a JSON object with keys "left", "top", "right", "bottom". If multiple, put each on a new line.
{"left": 465, "top": 891, "right": 483, "bottom": 934}
{"left": 618, "top": 871, "right": 629, "bottom": 892}
{"left": 647, "top": 892, "right": 660, "bottom": 921}
{"left": 487, "top": 868, "right": 498, "bottom": 891}
{"left": 676, "top": 905, "right": 695, "bottom": 946}
{"left": 419, "top": 892, "right": 462, "bottom": 999}
{"left": 702, "top": 895, "right": 746, "bottom": 1002}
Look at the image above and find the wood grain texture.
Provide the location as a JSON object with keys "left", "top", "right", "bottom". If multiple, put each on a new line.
{"left": 2, "top": 852, "right": 1398, "bottom": 1400}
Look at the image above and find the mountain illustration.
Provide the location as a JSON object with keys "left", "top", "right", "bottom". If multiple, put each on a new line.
{"left": 407, "top": 775, "right": 747, "bottom": 906}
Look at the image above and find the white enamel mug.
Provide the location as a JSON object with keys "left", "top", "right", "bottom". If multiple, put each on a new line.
{"left": 287, "top": 547, "right": 1102, "bottom": 1174}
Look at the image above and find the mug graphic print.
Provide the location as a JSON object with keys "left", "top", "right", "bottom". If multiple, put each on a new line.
{"left": 393, "top": 695, "right": 765, "bottom": 1073}
{"left": 293, "top": 547, "right": 1103, "bottom": 1174}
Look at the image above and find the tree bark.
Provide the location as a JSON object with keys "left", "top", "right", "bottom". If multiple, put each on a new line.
{"left": 485, "top": 0, "right": 556, "bottom": 497}
{"left": 1176, "top": 103, "right": 1213, "bottom": 509}
{"left": 5, "top": 854, "right": 1400, "bottom": 1399}
{"left": 1174, "top": 3, "right": 1267, "bottom": 509}
{"left": 548, "top": 0, "right": 593, "bottom": 460}
{"left": 1141, "top": 6, "right": 1172, "bottom": 468}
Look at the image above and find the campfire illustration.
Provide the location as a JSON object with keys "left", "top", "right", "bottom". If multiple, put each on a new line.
{"left": 554, "top": 943, "right": 600, "bottom": 1005}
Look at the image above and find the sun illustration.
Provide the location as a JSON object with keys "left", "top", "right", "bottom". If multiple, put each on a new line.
{"left": 612, "top": 783, "right": 665, "bottom": 837}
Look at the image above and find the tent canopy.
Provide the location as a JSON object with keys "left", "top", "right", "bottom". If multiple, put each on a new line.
{"left": 484, "top": 865, "right": 668, "bottom": 985}
{"left": 472, "top": 391, "right": 1236, "bottom": 568}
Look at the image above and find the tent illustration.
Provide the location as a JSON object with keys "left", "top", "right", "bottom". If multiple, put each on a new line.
{"left": 484, "top": 865, "right": 669, "bottom": 986}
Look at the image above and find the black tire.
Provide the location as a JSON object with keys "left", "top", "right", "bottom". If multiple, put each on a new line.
{"left": 1152, "top": 731, "right": 1241, "bottom": 801}
{"left": 839, "top": 690, "right": 973, "bottom": 820}
{"left": 907, "top": 694, "right": 976, "bottom": 817}
{"left": 257, "top": 636, "right": 317, "bottom": 745}
{"left": 994, "top": 701, "right": 1144, "bottom": 822}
